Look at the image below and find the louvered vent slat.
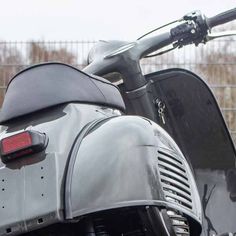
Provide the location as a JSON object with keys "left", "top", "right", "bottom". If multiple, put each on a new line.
{"left": 160, "top": 176, "right": 191, "bottom": 194}
{"left": 167, "top": 210, "right": 190, "bottom": 236}
{"left": 159, "top": 169, "right": 190, "bottom": 187}
{"left": 157, "top": 148, "right": 193, "bottom": 210}
{"left": 158, "top": 154, "right": 185, "bottom": 171}
{"left": 165, "top": 193, "right": 192, "bottom": 209}
{"left": 162, "top": 184, "right": 192, "bottom": 201}
{"left": 158, "top": 150, "right": 183, "bottom": 164}
{"left": 158, "top": 160, "right": 187, "bottom": 178}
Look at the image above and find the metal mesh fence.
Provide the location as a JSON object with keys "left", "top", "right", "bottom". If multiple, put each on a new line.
{"left": 0, "top": 39, "right": 235, "bottom": 143}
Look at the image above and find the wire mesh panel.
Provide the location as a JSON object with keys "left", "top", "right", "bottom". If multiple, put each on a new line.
{"left": 0, "top": 39, "right": 235, "bottom": 143}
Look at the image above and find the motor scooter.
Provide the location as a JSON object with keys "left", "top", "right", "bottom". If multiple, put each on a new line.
{"left": 0, "top": 7, "right": 235, "bottom": 236}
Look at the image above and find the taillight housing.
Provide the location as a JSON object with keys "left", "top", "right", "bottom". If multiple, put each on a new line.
{"left": 0, "top": 130, "right": 48, "bottom": 163}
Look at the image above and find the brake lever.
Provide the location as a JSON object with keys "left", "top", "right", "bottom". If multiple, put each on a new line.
{"left": 206, "top": 30, "right": 236, "bottom": 42}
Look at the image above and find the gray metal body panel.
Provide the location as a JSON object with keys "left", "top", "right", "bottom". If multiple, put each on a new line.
{"left": 0, "top": 103, "right": 120, "bottom": 236}
{"left": 66, "top": 116, "right": 202, "bottom": 226}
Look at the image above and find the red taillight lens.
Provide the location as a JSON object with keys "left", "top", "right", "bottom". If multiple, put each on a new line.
{"left": 0, "top": 130, "right": 48, "bottom": 163}
{"left": 2, "top": 132, "right": 32, "bottom": 155}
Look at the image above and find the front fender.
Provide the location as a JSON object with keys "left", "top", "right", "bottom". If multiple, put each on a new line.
{"left": 65, "top": 116, "right": 202, "bottom": 226}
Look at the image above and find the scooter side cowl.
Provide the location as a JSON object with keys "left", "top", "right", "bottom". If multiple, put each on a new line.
{"left": 66, "top": 115, "right": 202, "bottom": 233}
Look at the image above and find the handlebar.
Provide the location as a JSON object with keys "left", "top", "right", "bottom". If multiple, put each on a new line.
{"left": 207, "top": 8, "right": 236, "bottom": 29}
{"left": 85, "top": 7, "right": 236, "bottom": 90}
{"left": 168, "top": 8, "right": 236, "bottom": 48}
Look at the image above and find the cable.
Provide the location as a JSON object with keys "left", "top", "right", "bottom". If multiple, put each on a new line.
{"left": 137, "top": 19, "right": 181, "bottom": 40}
{"left": 144, "top": 44, "right": 178, "bottom": 58}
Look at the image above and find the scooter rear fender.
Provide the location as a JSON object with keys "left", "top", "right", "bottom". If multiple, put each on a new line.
{"left": 65, "top": 115, "right": 202, "bottom": 232}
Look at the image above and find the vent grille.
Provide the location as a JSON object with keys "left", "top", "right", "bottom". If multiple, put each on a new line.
{"left": 167, "top": 210, "right": 190, "bottom": 236}
{"left": 157, "top": 149, "right": 193, "bottom": 210}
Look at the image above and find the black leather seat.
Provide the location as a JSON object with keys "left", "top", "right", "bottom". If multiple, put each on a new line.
{"left": 0, "top": 62, "right": 125, "bottom": 124}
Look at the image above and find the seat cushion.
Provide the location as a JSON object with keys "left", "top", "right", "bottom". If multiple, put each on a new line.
{"left": 0, "top": 62, "right": 125, "bottom": 124}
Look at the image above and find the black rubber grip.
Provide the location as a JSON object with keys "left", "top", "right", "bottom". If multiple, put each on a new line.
{"left": 207, "top": 8, "right": 236, "bottom": 28}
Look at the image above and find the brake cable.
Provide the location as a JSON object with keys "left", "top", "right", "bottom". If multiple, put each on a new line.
{"left": 137, "top": 19, "right": 182, "bottom": 40}
{"left": 137, "top": 19, "right": 182, "bottom": 58}
{"left": 144, "top": 44, "right": 178, "bottom": 58}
